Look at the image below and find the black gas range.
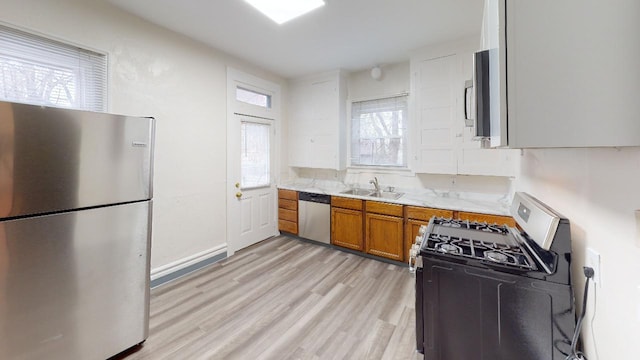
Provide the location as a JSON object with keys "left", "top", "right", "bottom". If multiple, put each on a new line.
{"left": 411, "top": 192, "right": 576, "bottom": 360}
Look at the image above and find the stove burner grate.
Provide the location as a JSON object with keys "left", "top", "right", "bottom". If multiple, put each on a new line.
{"left": 432, "top": 218, "right": 510, "bottom": 234}
{"left": 421, "top": 218, "right": 536, "bottom": 270}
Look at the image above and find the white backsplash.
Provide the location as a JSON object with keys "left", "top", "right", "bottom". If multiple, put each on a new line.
{"left": 290, "top": 167, "right": 513, "bottom": 199}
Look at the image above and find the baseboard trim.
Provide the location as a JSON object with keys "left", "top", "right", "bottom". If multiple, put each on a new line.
{"left": 150, "top": 244, "right": 227, "bottom": 288}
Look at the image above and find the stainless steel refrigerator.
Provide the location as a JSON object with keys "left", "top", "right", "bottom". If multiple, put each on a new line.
{"left": 0, "top": 100, "right": 154, "bottom": 359}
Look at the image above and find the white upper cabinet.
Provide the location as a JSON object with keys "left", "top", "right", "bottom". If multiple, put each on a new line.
{"left": 412, "top": 53, "right": 458, "bottom": 174}
{"left": 411, "top": 39, "right": 518, "bottom": 176}
{"left": 288, "top": 71, "right": 347, "bottom": 170}
{"left": 490, "top": 0, "right": 640, "bottom": 148}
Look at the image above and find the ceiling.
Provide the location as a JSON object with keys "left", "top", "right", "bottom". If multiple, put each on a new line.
{"left": 105, "top": 0, "right": 484, "bottom": 79}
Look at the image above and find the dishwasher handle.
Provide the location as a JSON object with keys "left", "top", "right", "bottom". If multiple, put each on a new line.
{"left": 298, "top": 192, "right": 331, "bottom": 204}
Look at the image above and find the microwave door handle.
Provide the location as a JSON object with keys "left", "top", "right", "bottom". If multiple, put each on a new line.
{"left": 464, "top": 80, "right": 474, "bottom": 127}
{"left": 464, "top": 87, "right": 468, "bottom": 119}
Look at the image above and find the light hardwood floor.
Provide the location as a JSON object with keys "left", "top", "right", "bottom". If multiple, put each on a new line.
{"left": 114, "top": 235, "right": 422, "bottom": 360}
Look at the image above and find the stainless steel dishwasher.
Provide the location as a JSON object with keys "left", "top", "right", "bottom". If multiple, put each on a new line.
{"left": 298, "top": 192, "right": 331, "bottom": 244}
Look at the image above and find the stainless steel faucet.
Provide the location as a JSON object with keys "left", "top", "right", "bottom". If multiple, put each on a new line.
{"left": 369, "top": 177, "right": 381, "bottom": 193}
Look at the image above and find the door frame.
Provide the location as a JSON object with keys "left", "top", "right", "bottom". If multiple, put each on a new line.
{"left": 226, "top": 68, "right": 281, "bottom": 256}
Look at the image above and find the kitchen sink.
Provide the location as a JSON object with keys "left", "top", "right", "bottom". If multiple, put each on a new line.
{"left": 369, "top": 191, "right": 404, "bottom": 200}
{"left": 340, "top": 188, "right": 404, "bottom": 200}
{"left": 340, "top": 188, "right": 375, "bottom": 196}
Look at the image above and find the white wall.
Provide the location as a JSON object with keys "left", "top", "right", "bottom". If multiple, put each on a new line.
{"left": 348, "top": 62, "right": 410, "bottom": 101}
{"left": 0, "top": 0, "right": 286, "bottom": 270}
{"left": 515, "top": 147, "right": 640, "bottom": 359}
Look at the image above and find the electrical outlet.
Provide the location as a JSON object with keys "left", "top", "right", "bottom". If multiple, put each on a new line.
{"left": 586, "top": 248, "right": 601, "bottom": 287}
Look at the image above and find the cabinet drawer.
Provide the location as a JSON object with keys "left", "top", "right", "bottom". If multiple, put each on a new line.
{"left": 279, "top": 198, "right": 297, "bottom": 211}
{"left": 279, "top": 219, "right": 298, "bottom": 234}
{"left": 365, "top": 201, "right": 403, "bottom": 217}
{"left": 457, "top": 211, "right": 516, "bottom": 227}
{"left": 405, "top": 206, "right": 454, "bottom": 222}
{"left": 278, "top": 189, "right": 298, "bottom": 201}
{"left": 278, "top": 208, "right": 297, "bottom": 223}
{"left": 331, "top": 196, "right": 363, "bottom": 211}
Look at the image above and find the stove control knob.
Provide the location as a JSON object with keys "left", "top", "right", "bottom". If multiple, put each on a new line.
{"left": 408, "top": 245, "right": 419, "bottom": 274}
{"left": 415, "top": 235, "right": 423, "bottom": 246}
{"left": 418, "top": 225, "right": 427, "bottom": 236}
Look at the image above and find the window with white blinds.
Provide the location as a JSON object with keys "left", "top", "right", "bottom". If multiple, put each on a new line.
{"left": 350, "top": 95, "right": 408, "bottom": 168}
{"left": 0, "top": 24, "right": 107, "bottom": 111}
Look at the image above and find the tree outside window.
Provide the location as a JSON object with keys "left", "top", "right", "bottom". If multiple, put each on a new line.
{"left": 351, "top": 95, "right": 408, "bottom": 167}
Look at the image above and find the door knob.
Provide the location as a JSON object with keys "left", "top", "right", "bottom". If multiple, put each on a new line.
{"left": 235, "top": 192, "right": 243, "bottom": 198}
{"left": 235, "top": 182, "right": 240, "bottom": 188}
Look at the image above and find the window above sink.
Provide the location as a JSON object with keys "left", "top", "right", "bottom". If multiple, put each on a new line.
{"left": 350, "top": 95, "right": 409, "bottom": 169}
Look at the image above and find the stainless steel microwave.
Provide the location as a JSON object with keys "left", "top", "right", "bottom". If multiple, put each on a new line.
{"left": 473, "top": 47, "right": 508, "bottom": 148}
{"left": 474, "top": 50, "right": 491, "bottom": 142}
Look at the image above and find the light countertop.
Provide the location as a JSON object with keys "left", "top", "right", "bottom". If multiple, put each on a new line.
{"left": 278, "top": 179, "right": 513, "bottom": 216}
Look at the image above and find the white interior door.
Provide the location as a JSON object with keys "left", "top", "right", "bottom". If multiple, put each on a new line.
{"left": 227, "top": 68, "right": 280, "bottom": 256}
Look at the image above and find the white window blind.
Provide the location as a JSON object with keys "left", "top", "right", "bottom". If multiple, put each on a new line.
{"left": 241, "top": 121, "right": 271, "bottom": 189}
{"left": 351, "top": 95, "right": 408, "bottom": 167}
{"left": 0, "top": 24, "right": 107, "bottom": 111}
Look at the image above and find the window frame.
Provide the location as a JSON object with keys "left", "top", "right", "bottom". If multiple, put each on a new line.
{"left": 347, "top": 93, "right": 411, "bottom": 171}
{"left": 236, "top": 86, "right": 272, "bottom": 109}
{"left": 0, "top": 22, "right": 109, "bottom": 112}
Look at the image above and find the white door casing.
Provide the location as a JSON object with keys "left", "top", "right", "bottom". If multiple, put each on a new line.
{"left": 226, "top": 68, "right": 280, "bottom": 256}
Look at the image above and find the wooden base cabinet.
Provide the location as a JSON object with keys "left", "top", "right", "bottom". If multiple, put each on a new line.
{"left": 365, "top": 201, "right": 404, "bottom": 262}
{"left": 278, "top": 189, "right": 298, "bottom": 235}
{"left": 366, "top": 213, "right": 404, "bottom": 261}
{"left": 331, "top": 196, "right": 364, "bottom": 251}
{"left": 326, "top": 196, "right": 517, "bottom": 264}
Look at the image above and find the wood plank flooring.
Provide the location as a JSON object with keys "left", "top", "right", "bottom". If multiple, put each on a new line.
{"left": 114, "top": 236, "right": 422, "bottom": 360}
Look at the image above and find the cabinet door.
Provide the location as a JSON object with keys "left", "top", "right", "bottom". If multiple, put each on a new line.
{"left": 288, "top": 72, "right": 347, "bottom": 169}
{"left": 366, "top": 213, "right": 404, "bottom": 262}
{"left": 413, "top": 54, "right": 458, "bottom": 174}
{"left": 331, "top": 207, "right": 363, "bottom": 251}
{"left": 505, "top": 0, "right": 640, "bottom": 148}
